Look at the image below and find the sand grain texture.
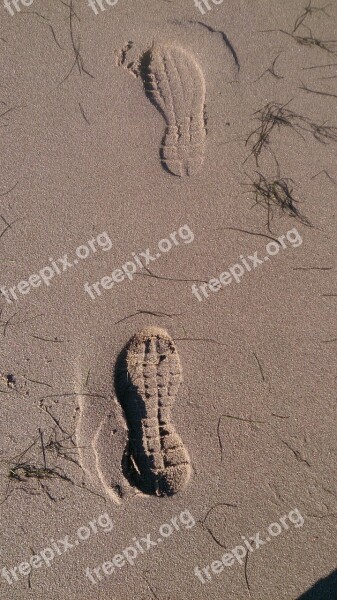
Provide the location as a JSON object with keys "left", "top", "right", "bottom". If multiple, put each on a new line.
{"left": 1, "top": 0, "right": 336, "bottom": 598}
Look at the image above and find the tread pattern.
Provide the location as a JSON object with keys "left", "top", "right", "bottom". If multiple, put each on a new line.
{"left": 140, "top": 45, "right": 206, "bottom": 177}
{"left": 116, "top": 327, "right": 191, "bottom": 496}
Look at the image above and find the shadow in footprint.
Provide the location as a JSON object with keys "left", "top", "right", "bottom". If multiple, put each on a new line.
{"left": 297, "top": 569, "right": 337, "bottom": 600}
{"left": 115, "top": 340, "right": 175, "bottom": 496}
{"left": 115, "top": 343, "right": 155, "bottom": 495}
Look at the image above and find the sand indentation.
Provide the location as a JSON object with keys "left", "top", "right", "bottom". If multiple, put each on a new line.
{"left": 115, "top": 327, "right": 191, "bottom": 496}
{"left": 140, "top": 45, "right": 206, "bottom": 177}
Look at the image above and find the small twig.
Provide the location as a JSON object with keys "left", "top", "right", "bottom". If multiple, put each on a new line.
{"left": 114, "top": 309, "right": 183, "bottom": 325}
{"left": 25, "top": 378, "right": 53, "bottom": 389}
{"left": 0, "top": 181, "right": 19, "bottom": 196}
{"left": 224, "top": 226, "right": 281, "bottom": 244}
{"left": 31, "top": 335, "right": 64, "bottom": 343}
{"left": 78, "top": 102, "right": 90, "bottom": 124}
{"left": 244, "top": 551, "right": 251, "bottom": 597}
{"left": 299, "top": 82, "right": 337, "bottom": 99}
{"left": 217, "top": 416, "right": 224, "bottom": 462}
{"left": 311, "top": 170, "right": 337, "bottom": 184}
{"left": 175, "top": 337, "right": 227, "bottom": 347}
{"left": 220, "top": 414, "right": 266, "bottom": 424}
{"left": 39, "top": 429, "right": 47, "bottom": 469}
{"left": 293, "top": 0, "right": 331, "bottom": 33}
{"left": 293, "top": 266, "right": 332, "bottom": 270}
{"left": 181, "top": 20, "right": 240, "bottom": 70}
{"left": 302, "top": 62, "right": 337, "bottom": 70}
{"left": 136, "top": 268, "right": 208, "bottom": 284}
{"left": 255, "top": 53, "right": 283, "bottom": 81}
{"left": 253, "top": 352, "right": 265, "bottom": 382}
{"left": 281, "top": 439, "right": 311, "bottom": 467}
{"left": 200, "top": 502, "right": 238, "bottom": 548}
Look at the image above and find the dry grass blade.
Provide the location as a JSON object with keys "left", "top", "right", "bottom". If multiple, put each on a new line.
{"left": 293, "top": 1, "right": 332, "bottom": 33}
{"left": 245, "top": 101, "right": 301, "bottom": 164}
{"left": 246, "top": 101, "right": 337, "bottom": 164}
{"left": 248, "top": 173, "right": 312, "bottom": 231}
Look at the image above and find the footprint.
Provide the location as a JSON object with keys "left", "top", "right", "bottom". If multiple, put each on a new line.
{"left": 140, "top": 44, "right": 206, "bottom": 177}
{"left": 76, "top": 392, "right": 129, "bottom": 503}
{"left": 115, "top": 327, "right": 191, "bottom": 496}
{"left": 92, "top": 411, "right": 133, "bottom": 500}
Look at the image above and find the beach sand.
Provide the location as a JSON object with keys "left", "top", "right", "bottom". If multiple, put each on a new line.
{"left": 0, "top": 0, "right": 336, "bottom": 598}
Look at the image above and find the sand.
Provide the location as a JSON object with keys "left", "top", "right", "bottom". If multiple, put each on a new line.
{"left": 0, "top": 0, "right": 336, "bottom": 598}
